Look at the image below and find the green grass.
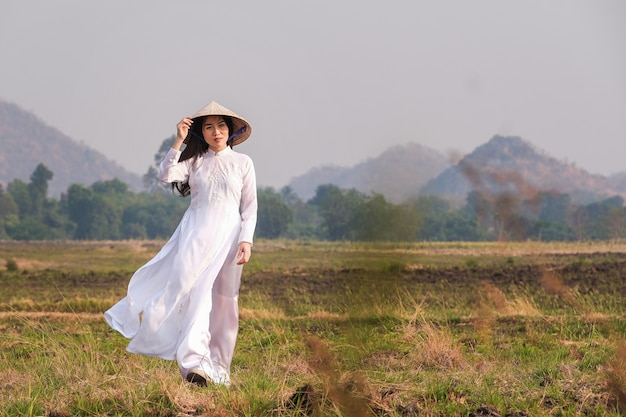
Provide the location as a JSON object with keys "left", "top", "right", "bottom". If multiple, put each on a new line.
{"left": 0, "top": 240, "right": 625, "bottom": 415}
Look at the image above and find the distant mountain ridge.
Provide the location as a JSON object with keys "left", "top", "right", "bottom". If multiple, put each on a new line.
{"left": 289, "top": 143, "right": 451, "bottom": 203}
{"left": 421, "top": 136, "right": 624, "bottom": 205}
{"left": 290, "top": 135, "right": 626, "bottom": 205}
{"left": 0, "top": 99, "right": 142, "bottom": 198}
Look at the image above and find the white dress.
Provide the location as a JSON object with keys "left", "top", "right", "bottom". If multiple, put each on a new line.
{"left": 104, "top": 146, "right": 257, "bottom": 385}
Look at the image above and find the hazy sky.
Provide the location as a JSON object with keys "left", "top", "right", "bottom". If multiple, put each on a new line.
{"left": 1, "top": 1, "right": 625, "bottom": 188}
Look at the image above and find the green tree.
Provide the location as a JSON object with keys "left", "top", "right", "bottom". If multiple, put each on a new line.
{"left": 355, "top": 193, "right": 419, "bottom": 241}
{"left": 574, "top": 196, "right": 626, "bottom": 240}
{"left": 4, "top": 165, "right": 73, "bottom": 240}
{"left": 529, "top": 191, "right": 573, "bottom": 241}
{"left": 310, "top": 185, "right": 367, "bottom": 240}
{"left": 531, "top": 221, "right": 572, "bottom": 242}
{"left": 410, "top": 195, "right": 484, "bottom": 241}
{"left": 5, "top": 218, "right": 50, "bottom": 240}
{"left": 41, "top": 198, "right": 75, "bottom": 239}
{"left": 281, "top": 186, "right": 321, "bottom": 239}
{"left": 420, "top": 210, "right": 485, "bottom": 241}
{"left": 64, "top": 184, "right": 95, "bottom": 239}
{"left": 7, "top": 179, "right": 30, "bottom": 219}
{"left": 64, "top": 184, "right": 122, "bottom": 239}
{"left": 537, "top": 192, "right": 571, "bottom": 224}
{"left": 0, "top": 185, "right": 18, "bottom": 218}
{"left": 256, "top": 187, "right": 293, "bottom": 239}
{"left": 0, "top": 184, "right": 19, "bottom": 239}
{"left": 122, "top": 192, "right": 188, "bottom": 239}
{"left": 409, "top": 195, "right": 452, "bottom": 239}
{"left": 92, "top": 178, "right": 129, "bottom": 195}
{"left": 28, "top": 163, "right": 53, "bottom": 219}
{"left": 0, "top": 185, "right": 18, "bottom": 238}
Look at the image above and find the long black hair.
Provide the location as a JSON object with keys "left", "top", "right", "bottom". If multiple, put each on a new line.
{"left": 172, "top": 115, "right": 234, "bottom": 197}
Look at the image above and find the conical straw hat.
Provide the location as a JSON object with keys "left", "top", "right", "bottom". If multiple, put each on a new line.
{"left": 188, "top": 101, "right": 252, "bottom": 146}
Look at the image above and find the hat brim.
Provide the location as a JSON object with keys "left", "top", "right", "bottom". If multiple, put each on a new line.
{"left": 184, "top": 101, "right": 252, "bottom": 146}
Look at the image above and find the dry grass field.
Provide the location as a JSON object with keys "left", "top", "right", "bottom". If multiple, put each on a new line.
{"left": 1, "top": 239, "right": 625, "bottom": 416}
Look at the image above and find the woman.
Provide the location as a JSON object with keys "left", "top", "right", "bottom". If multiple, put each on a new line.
{"left": 105, "top": 101, "right": 257, "bottom": 387}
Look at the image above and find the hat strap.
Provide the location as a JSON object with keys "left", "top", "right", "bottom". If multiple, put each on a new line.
{"left": 227, "top": 126, "right": 247, "bottom": 146}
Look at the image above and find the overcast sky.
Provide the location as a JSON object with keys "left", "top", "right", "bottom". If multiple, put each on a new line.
{"left": 1, "top": 0, "right": 625, "bottom": 188}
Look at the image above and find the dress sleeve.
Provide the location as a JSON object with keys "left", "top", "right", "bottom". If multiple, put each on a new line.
{"left": 158, "top": 148, "right": 191, "bottom": 183}
{"left": 238, "top": 156, "right": 258, "bottom": 244}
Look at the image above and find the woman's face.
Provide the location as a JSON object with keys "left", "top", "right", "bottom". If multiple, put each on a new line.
{"left": 202, "top": 115, "right": 230, "bottom": 152}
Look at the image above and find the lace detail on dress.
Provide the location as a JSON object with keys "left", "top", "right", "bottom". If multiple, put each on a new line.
{"left": 210, "top": 192, "right": 223, "bottom": 207}
{"left": 207, "top": 169, "right": 223, "bottom": 207}
{"left": 208, "top": 171, "right": 220, "bottom": 184}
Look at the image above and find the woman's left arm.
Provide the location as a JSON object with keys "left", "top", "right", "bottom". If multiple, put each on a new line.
{"left": 237, "top": 156, "right": 258, "bottom": 263}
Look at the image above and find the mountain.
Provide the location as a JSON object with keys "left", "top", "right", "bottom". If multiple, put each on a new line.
{"left": 289, "top": 143, "right": 450, "bottom": 203}
{"left": 607, "top": 172, "right": 626, "bottom": 195}
{"left": 289, "top": 135, "right": 626, "bottom": 207}
{"left": 0, "top": 99, "right": 142, "bottom": 198}
{"left": 420, "top": 135, "right": 621, "bottom": 205}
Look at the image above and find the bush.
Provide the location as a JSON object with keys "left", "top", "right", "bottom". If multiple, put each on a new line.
{"left": 5, "top": 258, "right": 18, "bottom": 272}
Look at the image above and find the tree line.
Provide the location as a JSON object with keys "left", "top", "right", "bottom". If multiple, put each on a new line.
{"left": 2, "top": 161, "right": 626, "bottom": 242}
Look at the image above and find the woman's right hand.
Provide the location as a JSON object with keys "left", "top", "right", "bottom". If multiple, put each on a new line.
{"left": 173, "top": 118, "right": 193, "bottom": 150}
